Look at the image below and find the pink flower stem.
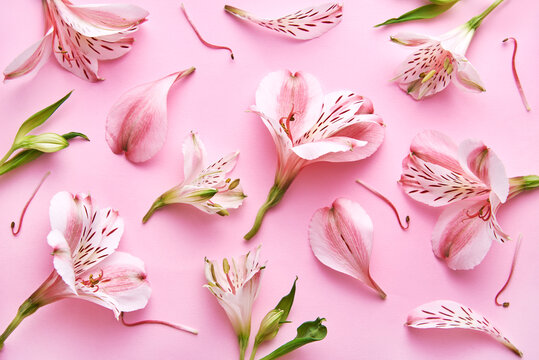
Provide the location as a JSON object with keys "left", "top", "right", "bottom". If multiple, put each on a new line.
{"left": 495, "top": 236, "right": 522, "bottom": 308}
{"left": 120, "top": 312, "right": 198, "bottom": 335}
{"left": 11, "top": 171, "right": 50, "bottom": 236}
{"left": 181, "top": 3, "right": 235, "bottom": 59}
{"left": 355, "top": 179, "right": 410, "bottom": 230}
{"left": 503, "top": 37, "right": 531, "bottom": 112}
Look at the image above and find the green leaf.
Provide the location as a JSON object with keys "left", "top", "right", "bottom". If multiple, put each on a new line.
{"left": 429, "top": 0, "right": 459, "bottom": 4}
{"left": 258, "top": 318, "right": 327, "bottom": 360}
{"left": 274, "top": 276, "right": 298, "bottom": 324}
{"left": 14, "top": 91, "right": 72, "bottom": 143}
{"left": 375, "top": 3, "right": 455, "bottom": 27}
{"left": 0, "top": 132, "right": 88, "bottom": 176}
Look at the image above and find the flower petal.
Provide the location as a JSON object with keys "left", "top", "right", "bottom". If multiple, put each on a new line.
{"left": 390, "top": 32, "right": 435, "bottom": 46}
{"left": 49, "top": 191, "right": 87, "bottom": 249}
{"left": 410, "top": 130, "right": 461, "bottom": 173}
{"left": 65, "top": 3, "right": 148, "bottom": 31}
{"left": 225, "top": 3, "right": 343, "bottom": 40}
{"left": 52, "top": 32, "right": 102, "bottom": 82}
{"left": 105, "top": 68, "right": 195, "bottom": 163}
{"left": 209, "top": 184, "right": 247, "bottom": 211}
{"left": 407, "top": 300, "right": 523, "bottom": 357}
{"left": 182, "top": 132, "right": 207, "bottom": 184}
{"left": 47, "top": 229, "right": 77, "bottom": 294}
{"left": 453, "top": 54, "right": 486, "bottom": 92}
{"left": 3, "top": 29, "right": 53, "bottom": 80}
{"left": 309, "top": 198, "right": 386, "bottom": 298}
{"left": 432, "top": 200, "right": 493, "bottom": 270}
{"left": 192, "top": 151, "right": 240, "bottom": 188}
{"left": 292, "top": 136, "right": 365, "bottom": 161}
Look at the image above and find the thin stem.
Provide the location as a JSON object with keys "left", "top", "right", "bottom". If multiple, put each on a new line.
{"left": 120, "top": 312, "right": 198, "bottom": 335}
{"left": 142, "top": 199, "right": 165, "bottom": 224}
{"left": 356, "top": 179, "right": 410, "bottom": 230}
{"left": 11, "top": 171, "right": 50, "bottom": 236}
{"left": 249, "top": 342, "right": 260, "bottom": 360}
{"left": 467, "top": 0, "right": 504, "bottom": 30}
{"left": 503, "top": 37, "right": 531, "bottom": 112}
{"left": 0, "top": 147, "right": 15, "bottom": 166}
{"left": 0, "top": 299, "right": 41, "bottom": 350}
{"left": 239, "top": 334, "right": 249, "bottom": 360}
{"left": 181, "top": 3, "right": 235, "bottom": 59}
{"left": 495, "top": 236, "right": 522, "bottom": 308}
{"left": 244, "top": 184, "right": 289, "bottom": 240}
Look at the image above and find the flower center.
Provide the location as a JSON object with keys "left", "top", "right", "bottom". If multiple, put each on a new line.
{"left": 466, "top": 200, "right": 492, "bottom": 222}
{"left": 77, "top": 269, "right": 105, "bottom": 292}
{"left": 279, "top": 105, "right": 296, "bottom": 142}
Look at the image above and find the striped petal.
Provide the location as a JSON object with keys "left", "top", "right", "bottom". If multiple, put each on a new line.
{"left": 183, "top": 132, "right": 207, "bottom": 184}
{"left": 225, "top": 3, "right": 342, "bottom": 40}
{"left": 407, "top": 300, "right": 523, "bottom": 357}
{"left": 3, "top": 29, "right": 53, "bottom": 80}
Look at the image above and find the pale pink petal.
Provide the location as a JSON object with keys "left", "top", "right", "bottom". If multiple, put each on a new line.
{"left": 250, "top": 108, "right": 294, "bottom": 165}
{"left": 75, "top": 33, "right": 136, "bottom": 61}
{"left": 390, "top": 32, "right": 435, "bottom": 46}
{"left": 47, "top": 229, "right": 77, "bottom": 294}
{"left": 254, "top": 70, "right": 323, "bottom": 142}
{"left": 210, "top": 184, "right": 246, "bottom": 211}
{"left": 52, "top": 32, "right": 102, "bottom": 81}
{"left": 432, "top": 200, "right": 493, "bottom": 270}
{"left": 309, "top": 198, "right": 386, "bottom": 298}
{"left": 105, "top": 68, "right": 195, "bottom": 163}
{"left": 65, "top": 3, "right": 148, "bottom": 31}
{"left": 182, "top": 132, "right": 207, "bottom": 184}
{"left": 3, "top": 29, "right": 53, "bottom": 80}
{"left": 453, "top": 55, "right": 486, "bottom": 92}
{"left": 49, "top": 191, "right": 88, "bottom": 249}
{"left": 409, "top": 130, "right": 461, "bottom": 173}
{"left": 192, "top": 151, "right": 240, "bottom": 188}
{"left": 225, "top": 3, "right": 343, "bottom": 40}
{"left": 458, "top": 139, "right": 509, "bottom": 203}
{"left": 292, "top": 136, "right": 365, "bottom": 161}
{"left": 486, "top": 194, "right": 511, "bottom": 243}
{"left": 407, "top": 300, "right": 523, "bottom": 357}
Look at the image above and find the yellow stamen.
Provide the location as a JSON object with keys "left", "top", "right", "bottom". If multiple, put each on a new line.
{"left": 421, "top": 70, "right": 436, "bottom": 83}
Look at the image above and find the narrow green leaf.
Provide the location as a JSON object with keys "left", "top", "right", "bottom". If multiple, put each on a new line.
{"left": 274, "top": 276, "right": 298, "bottom": 324}
{"left": 429, "top": 0, "right": 459, "bottom": 4}
{"left": 61, "top": 132, "right": 89, "bottom": 141}
{"left": 258, "top": 318, "right": 327, "bottom": 360}
{"left": 14, "top": 91, "right": 72, "bottom": 143}
{"left": 375, "top": 3, "right": 455, "bottom": 27}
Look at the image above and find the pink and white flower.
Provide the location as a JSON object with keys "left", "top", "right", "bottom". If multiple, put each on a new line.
{"left": 142, "top": 132, "right": 246, "bottom": 223}
{"left": 106, "top": 68, "right": 196, "bottom": 163}
{"left": 245, "top": 69, "right": 385, "bottom": 239}
{"left": 407, "top": 300, "right": 523, "bottom": 357}
{"left": 224, "top": 3, "right": 343, "bottom": 40}
{"left": 204, "top": 247, "right": 265, "bottom": 360}
{"left": 309, "top": 198, "right": 386, "bottom": 299}
{"left": 0, "top": 192, "right": 151, "bottom": 349}
{"left": 4, "top": 0, "right": 148, "bottom": 81}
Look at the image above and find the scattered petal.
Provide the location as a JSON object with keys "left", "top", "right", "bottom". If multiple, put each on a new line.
{"left": 3, "top": 29, "right": 53, "bottom": 80}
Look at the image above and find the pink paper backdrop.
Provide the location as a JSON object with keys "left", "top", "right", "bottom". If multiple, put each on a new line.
{"left": 1, "top": 0, "right": 537, "bottom": 359}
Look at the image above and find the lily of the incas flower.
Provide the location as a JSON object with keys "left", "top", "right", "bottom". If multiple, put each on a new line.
{"left": 4, "top": 0, "right": 148, "bottom": 81}
{"left": 224, "top": 3, "right": 342, "bottom": 40}
{"left": 244, "top": 70, "right": 385, "bottom": 240}
{"left": 309, "top": 198, "right": 386, "bottom": 298}
{"left": 0, "top": 192, "right": 151, "bottom": 349}
{"left": 400, "top": 130, "right": 539, "bottom": 270}
{"left": 105, "top": 67, "right": 195, "bottom": 163}
{"left": 391, "top": 0, "right": 505, "bottom": 99}
{"left": 204, "top": 247, "right": 265, "bottom": 360}
{"left": 407, "top": 300, "right": 523, "bottom": 357}
{"left": 142, "top": 132, "right": 246, "bottom": 223}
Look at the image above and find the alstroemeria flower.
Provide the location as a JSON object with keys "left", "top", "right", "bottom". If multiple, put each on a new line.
{"left": 309, "top": 198, "right": 386, "bottom": 299}
{"left": 391, "top": 0, "right": 505, "bottom": 99}
{"left": 4, "top": 0, "right": 148, "bottom": 81}
{"left": 105, "top": 67, "right": 195, "bottom": 163}
{"left": 142, "top": 132, "right": 246, "bottom": 223}
{"left": 407, "top": 300, "right": 523, "bottom": 357}
{"left": 224, "top": 3, "right": 343, "bottom": 40}
{"left": 0, "top": 192, "right": 151, "bottom": 349}
{"left": 245, "top": 70, "right": 384, "bottom": 239}
{"left": 204, "top": 246, "right": 265, "bottom": 360}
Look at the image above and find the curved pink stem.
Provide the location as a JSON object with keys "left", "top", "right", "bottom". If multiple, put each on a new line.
{"left": 356, "top": 179, "right": 410, "bottom": 230}
{"left": 503, "top": 37, "right": 531, "bottom": 112}
{"left": 495, "top": 236, "right": 522, "bottom": 308}
{"left": 120, "top": 312, "right": 198, "bottom": 335}
{"left": 181, "top": 3, "right": 235, "bottom": 59}
{"left": 11, "top": 171, "right": 50, "bottom": 236}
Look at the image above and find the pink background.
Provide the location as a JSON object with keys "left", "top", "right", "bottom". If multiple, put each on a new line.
{"left": 0, "top": 0, "right": 538, "bottom": 359}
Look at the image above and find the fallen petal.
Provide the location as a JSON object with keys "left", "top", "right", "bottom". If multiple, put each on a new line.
{"left": 4, "top": 29, "right": 53, "bottom": 80}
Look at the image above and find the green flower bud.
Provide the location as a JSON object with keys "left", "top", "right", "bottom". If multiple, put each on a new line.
{"left": 16, "top": 133, "right": 69, "bottom": 153}
{"left": 255, "top": 309, "right": 285, "bottom": 344}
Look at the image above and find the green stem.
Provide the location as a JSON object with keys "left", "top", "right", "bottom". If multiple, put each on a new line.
{"left": 244, "top": 184, "right": 289, "bottom": 240}
{"left": 239, "top": 334, "right": 249, "bottom": 360}
{"left": 0, "top": 147, "right": 15, "bottom": 166}
{"left": 0, "top": 299, "right": 41, "bottom": 350}
{"left": 142, "top": 198, "right": 165, "bottom": 224}
{"left": 249, "top": 342, "right": 260, "bottom": 360}
{"left": 508, "top": 175, "right": 539, "bottom": 199}
{"left": 467, "top": 0, "right": 504, "bottom": 30}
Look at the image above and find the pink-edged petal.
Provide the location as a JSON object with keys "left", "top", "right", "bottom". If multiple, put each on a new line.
{"left": 458, "top": 139, "right": 509, "bottom": 203}
{"left": 49, "top": 191, "right": 89, "bottom": 249}
{"left": 254, "top": 70, "right": 323, "bottom": 141}
{"left": 182, "top": 132, "right": 207, "bottom": 184}
{"left": 410, "top": 130, "right": 461, "bottom": 173}
{"left": 47, "top": 229, "right": 77, "bottom": 294}
{"left": 407, "top": 300, "right": 523, "bottom": 357}
{"left": 3, "top": 29, "right": 53, "bottom": 80}
{"left": 432, "top": 200, "right": 493, "bottom": 270}
{"left": 390, "top": 32, "right": 435, "bottom": 46}
{"left": 453, "top": 55, "right": 486, "bottom": 92}
{"left": 52, "top": 32, "right": 102, "bottom": 82}
{"left": 309, "top": 198, "right": 386, "bottom": 298}
{"left": 75, "top": 33, "right": 136, "bottom": 61}
{"left": 251, "top": 107, "right": 294, "bottom": 164}
{"left": 486, "top": 194, "right": 511, "bottom": 243}
{"left": 293, "top": 136, "right": 365, "bottom": 161}
{"left": 192, "top": 151, "right": 240, "bottom": 188}
{"left": 105, "top": 68, "right": 195, "bottom": 163}
{"left": 65, "top": 3, "right": 148, "bottom": 31}
{"left": 225, "top": 3, "right": 343, "bottom": 40}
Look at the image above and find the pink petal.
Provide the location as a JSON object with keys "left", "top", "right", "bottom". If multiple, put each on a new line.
{"left": 486, "top": 194, "right": 511, "bottom": 243}
{"left": 49, "top": 191, "right": 86, "bottom": 249}
{"left": 410, "top": 130, "right": 461, "bottom": 174}
{"left": 51, "top": 32, "right": 102, "bottom": 82}
{"left": 192, "top": 151, "right": 240, "bottom": 188}
{"left": 309, "top": 198, "right": 386, "bottom": 298}
{"left": 458, "top": 139, "right": 509, "bottom": 203}
{"left": 3, "top": 29, "right": 53, "bottom": 80}
{"left": 407, "top": 300, "right": 523, "bottom": 357}
{"left": 182, "top": 132, "right": 207, "bottom": 184}
{"left": 432, "top": 200, "right": 493, "bottom": 270}
{"left": 65, "top": 3, "right": 149, "bottom": 31}
{"left": 453, "top": 55, "right": 486, "bottom": 92}
{"left": 105, "top": 68, "right": 195, "bottom": 163}
{"left": 47, "top": 229, "right": 77, "bottom": 293}
{"left": 225, "top": 3, "right": 343, "bottom": 40}
{"left": 254, "top": 70, "right": 323, "bottom": 142}
{"left": 390, "top": 32, "right": 435, "bottom": 46}
{"left": 293, "top": 136, "right": 366, "bottom": 161}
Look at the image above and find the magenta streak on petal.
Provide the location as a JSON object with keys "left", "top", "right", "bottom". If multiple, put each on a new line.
{"left": 11, "top": 171, "right": 51, "bottom": 236}
{"left": 503, "top": 37, "right": 531, "bottom": 112}
{"left": 495, "top": 235, "right": 522, "bottom": 308}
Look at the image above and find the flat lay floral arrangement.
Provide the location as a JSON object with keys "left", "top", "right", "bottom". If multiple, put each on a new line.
{"left": 0, "top": 0, "right": 537, "bottom": 359}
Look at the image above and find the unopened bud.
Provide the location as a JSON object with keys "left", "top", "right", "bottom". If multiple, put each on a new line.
{"left": 254, "top": 309, "right": 284, "bottom": 344}
{"left": 17, "top": 133, "right": 68, "bottom": 153}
